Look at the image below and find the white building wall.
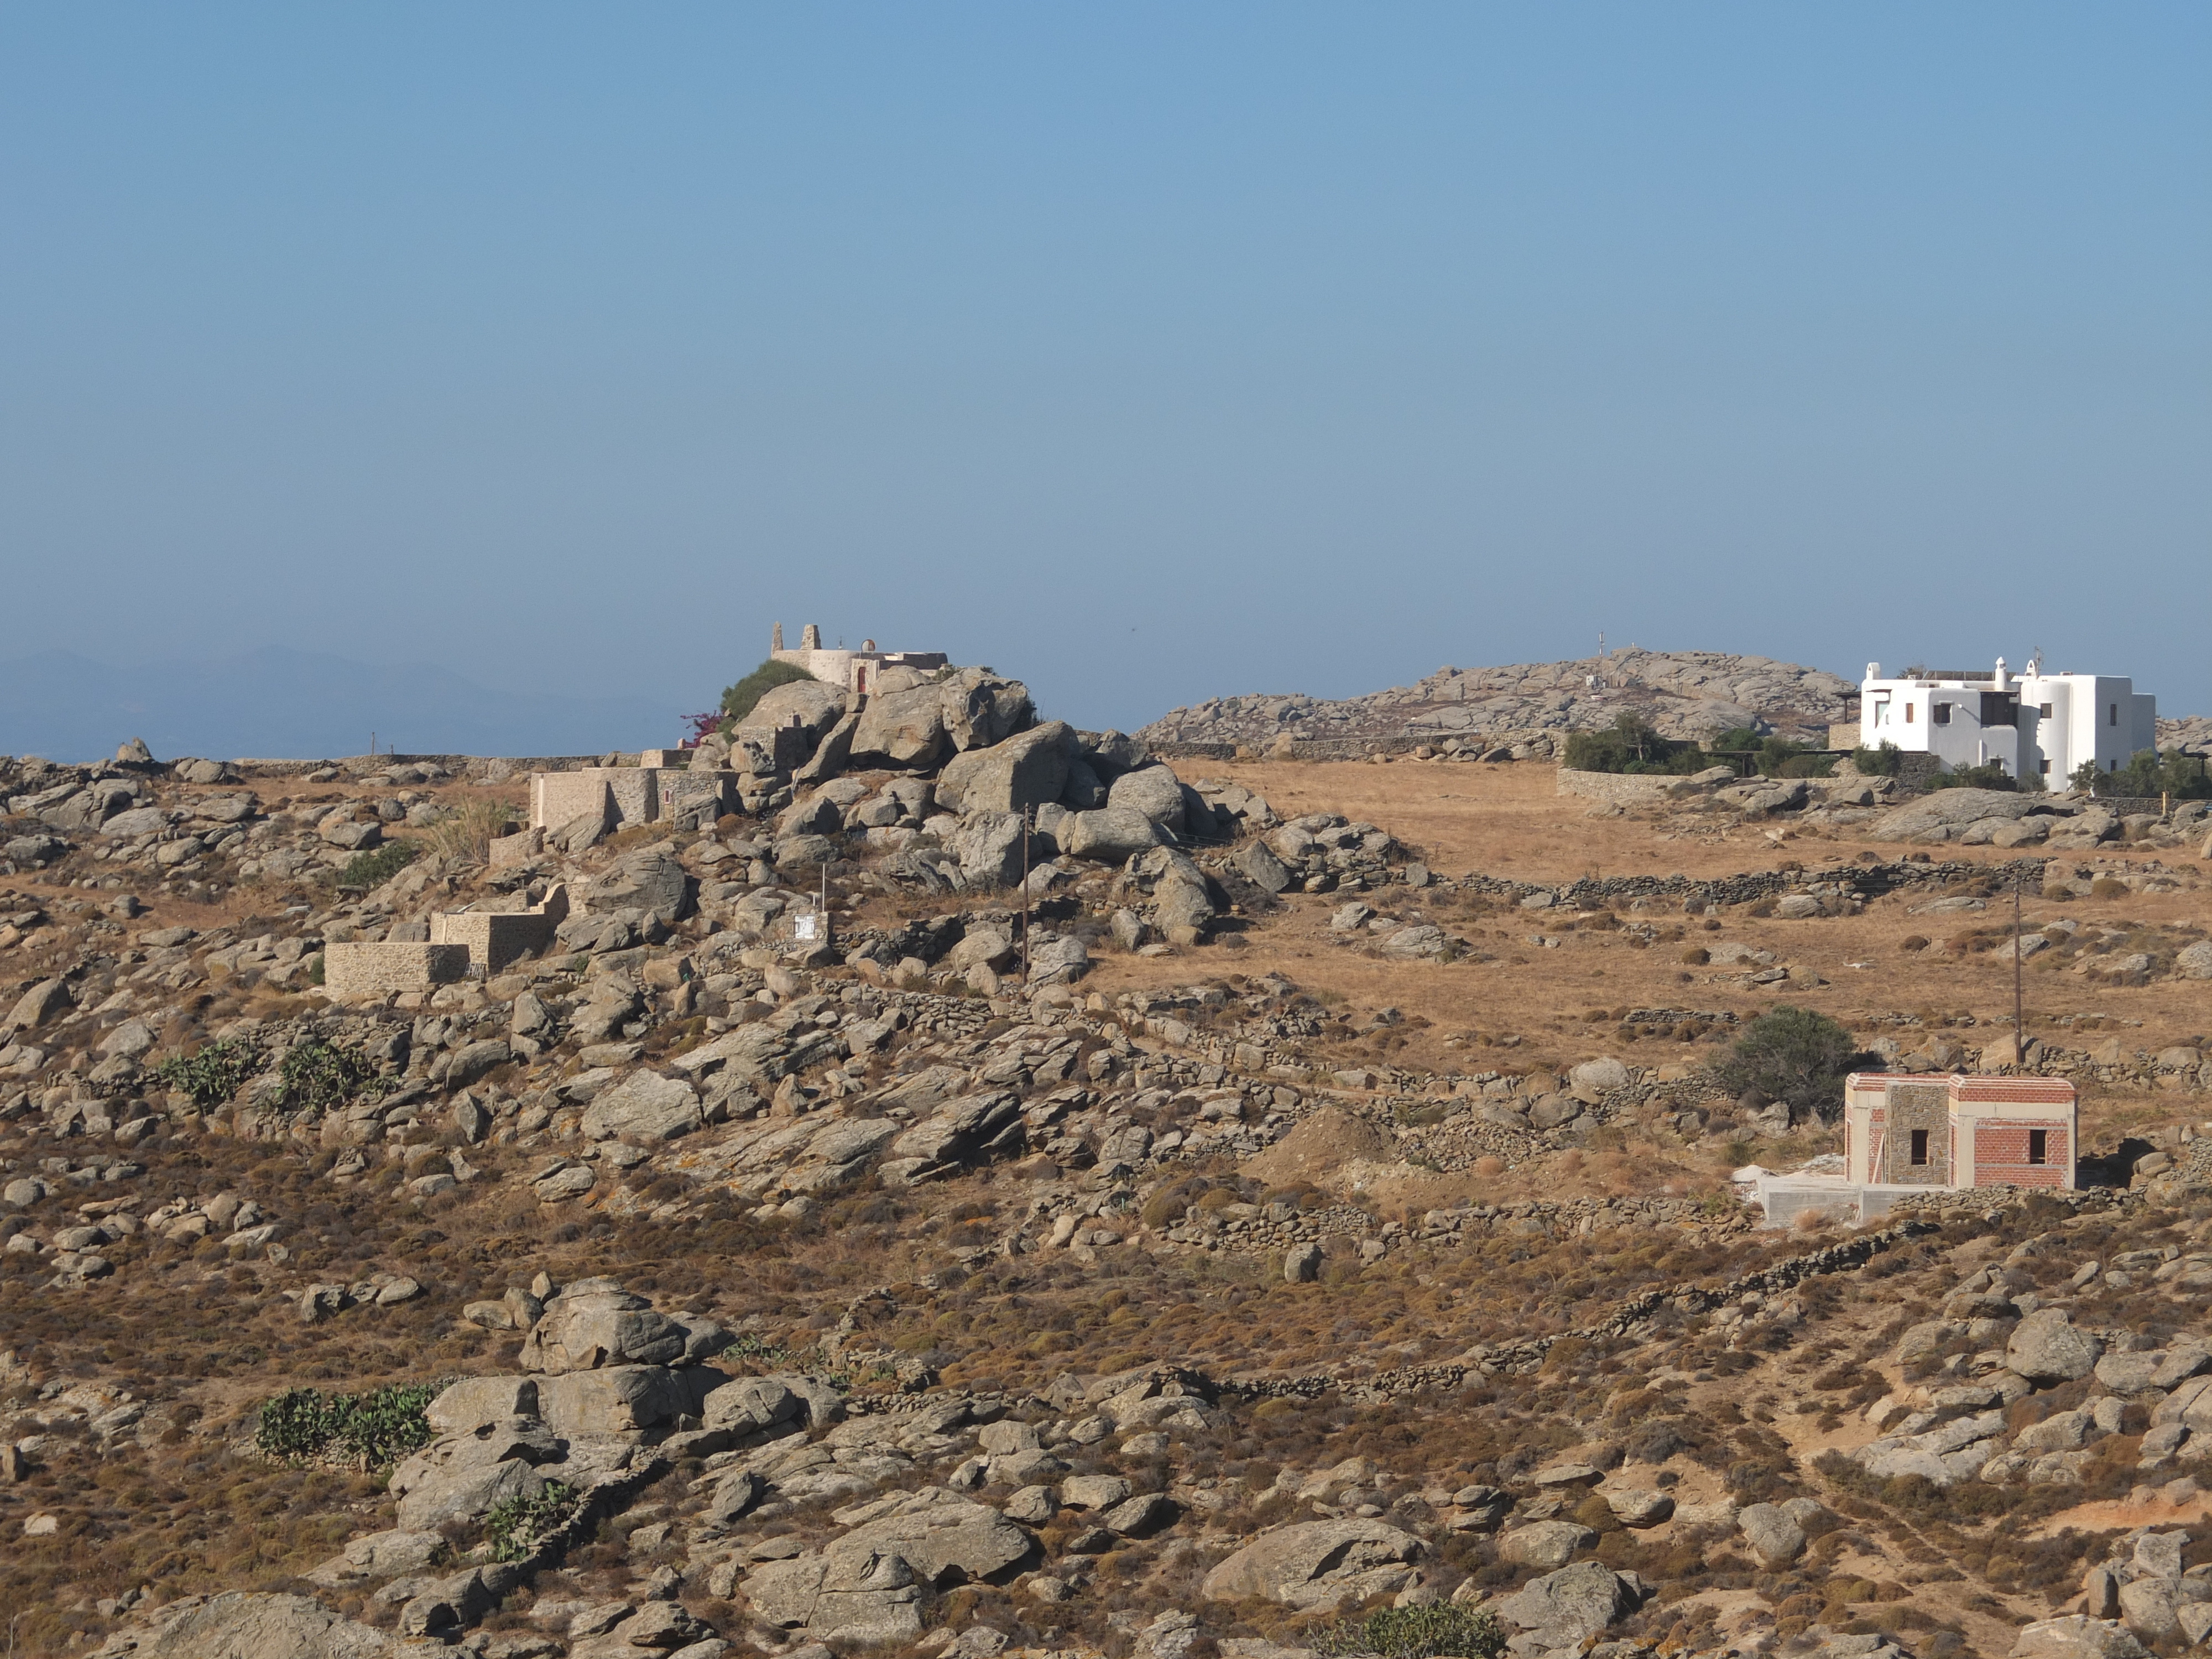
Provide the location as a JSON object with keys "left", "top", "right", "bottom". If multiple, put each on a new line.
{"left": 1860, "top": 660, "right": 2154, "bottom": 785}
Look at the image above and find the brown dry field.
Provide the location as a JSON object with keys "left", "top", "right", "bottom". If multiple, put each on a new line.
{"left": 1077, "top": 760, "right": 2212, "bottom": 1154}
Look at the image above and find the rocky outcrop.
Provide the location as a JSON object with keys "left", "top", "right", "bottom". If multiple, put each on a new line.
{"left": 94, "top": 1592, "right": 396, "bottom": 1658}
{"left": 1140, "top": 649, "right": 1856, "bottom": 747}
{"left": 1199, "top": 1518, "right": 1424, "bottom": 1610}
{"left": 744, "top": 1488, "right": 1037, "bottom": 1643}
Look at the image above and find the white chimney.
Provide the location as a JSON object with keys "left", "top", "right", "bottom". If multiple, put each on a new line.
{"left": 1994, "top": 656, "right": 2008, "bottom": 691}
{"left": 1865, "top": 662, "right": 1881, "bottom": 682}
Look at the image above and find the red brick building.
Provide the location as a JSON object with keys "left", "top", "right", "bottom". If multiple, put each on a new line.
{"left": 1841, "top": 1073, "right": 2075, "bottom": 1191}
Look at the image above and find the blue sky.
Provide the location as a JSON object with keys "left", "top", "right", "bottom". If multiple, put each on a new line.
{"left": 2, "top": 3, "right": 2206, "bottom": 753}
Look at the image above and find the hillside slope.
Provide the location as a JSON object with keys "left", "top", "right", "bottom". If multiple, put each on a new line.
{"left": 1138, "top": 649, "right": 1858, "bottom": 749}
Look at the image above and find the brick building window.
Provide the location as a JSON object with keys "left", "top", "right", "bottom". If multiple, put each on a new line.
{"left": 1910, "top": 1129, "right": 1929, "bottom": 1166}
{"left": 2028, "top": 1129, "right": 2048, "bottom": 1166}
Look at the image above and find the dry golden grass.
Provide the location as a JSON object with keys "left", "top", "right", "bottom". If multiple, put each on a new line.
{"left": 1071, "top": 761, "right": 2212, "bottom": 1087}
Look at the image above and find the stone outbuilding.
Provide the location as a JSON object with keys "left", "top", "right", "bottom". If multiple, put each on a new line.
{"left": 770, "top": 622, "right": 947, "bottom": 699}
{"left": 1749, "top": 1072, "right": 2077, "bottom": 1226}
{"left": 1842, "top": 1072, "right": 2076, "bottom": 1191}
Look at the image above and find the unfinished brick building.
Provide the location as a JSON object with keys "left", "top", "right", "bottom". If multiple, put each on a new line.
{"left": 1750, "top": 1072, "right": 2078, "bottom": 1225}
{"left": 1841, "top": 1072, "right": 2077, "bottom": 1191}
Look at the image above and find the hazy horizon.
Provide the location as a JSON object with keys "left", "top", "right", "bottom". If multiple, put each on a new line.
{"left": 4, "top": 4, "right": 2206, "bottom": 744}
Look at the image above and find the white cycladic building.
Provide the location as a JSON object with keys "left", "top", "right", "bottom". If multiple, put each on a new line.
{"left": 1858, "top": 656, "right": 2155, "bottom": 784}
{"left": 769, "top": 622, "right": 948, "bottom": 698}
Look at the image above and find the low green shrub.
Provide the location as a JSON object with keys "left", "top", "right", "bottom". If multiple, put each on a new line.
{"left": 484, "top": 1481, "right": 579, "bottom": 1562}
{"left": 2078, "top": 748, "right": 2212, "bottom": 801}
{"left": 255, "top": 1382, "right": 439, "bottom": 1468}
{"left": 1311, "top": 1602, "right": 1506, "bottom": 1659}
{"left": 152, "top": 1038, "right": 267, "bottom": 1109}
{"left": 1929, "top": 763, "right": 2018, "bottom": 792}
{"left": 1710, "top": 726, "right": 1836, "bottom": 778}
{"left": 720, "top": 658, "right": 816, "bottom": 727}
{"left": 265, "top": 1037, "right": 388, "bottom": 1118}
{"left": 336, "top": 840, "right": 420, "bottom": 888}
{"left": 1562, "top": 716, "right": 1707, "bottom": 775}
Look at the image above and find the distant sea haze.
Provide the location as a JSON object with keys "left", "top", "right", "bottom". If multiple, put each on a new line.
{"left": 0, "top": 647, "right": 682, "bottom": 764}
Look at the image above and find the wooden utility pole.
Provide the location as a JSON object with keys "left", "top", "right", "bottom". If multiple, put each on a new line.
{"left": 2013, "top": 864, "right": 2026, "bottom": 1067}
{"left": 1020, "top": 806, "right": 1033, "bottom": 983}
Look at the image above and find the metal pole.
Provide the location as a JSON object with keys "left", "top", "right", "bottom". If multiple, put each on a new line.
{"left": 1020, "top": 806, "right": 1032, "bottom": 983}
{"left": 2013, "top": 864, "right": 2025, "bottom": 1067}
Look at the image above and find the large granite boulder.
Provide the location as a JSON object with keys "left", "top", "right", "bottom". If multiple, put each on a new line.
{"left": 740, "top": 680, "right": 850, "bottom": 743}
{"left": 1061, "top": 805, "right": 1166, "bottom": 863}
{"left": 2011, "top": 1616, "right": 2153, "bottom": 1659}
{"left": 107, "top": 1593, "right": 397, "bottom": 1658}
{"left": 1107, "top": 764, "right": 1189, "bottom": 835}
{"left": 745, "top": 1488, "right": 1036, "bottom": 1644}
{"left": 1737, "top": 1501, "right": 1807, "bottom": 1566}
{"left": 848, "top": 685, "right": 951, "bottom": 770}
{"left": 519, "top": 1279, "right": 688, "bottom": 1373}
{"left": 938, "top": 669, "right": 1034, "bottom": 753}
{"left": 1495, "top": 1562, "right": 1639, "bottom": 1645}
{"left": 1199, "top": 1518, "right": 1423, "bottom": 1610}
{"left": 535, "top": 1364, "right": 700, "bottom": 1437}
{"left": 937, "top": 722, "right": 1078, "bottom": 815}
{"left": 1118, "top": 846, "right": 1215, "bottom": 939}
{"left": 586, "top": 847, "right": 691, "bottom": 922}
{"left": 1867, "top": 789, "right": 2042, "bottom": 842}
{"left": 580, "top": 1071, "right": 702, "bottom": 1142}
{"left": 2008, "top": 1309, "right": 2103, "bottom": 1384}
{"left": 1498, "top": 1520, "right": 1595, "bottom": 1568}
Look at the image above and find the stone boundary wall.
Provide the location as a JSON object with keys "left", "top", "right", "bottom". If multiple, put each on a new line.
{"left": 322, "top": 942, "right": 469, "bottom": 1000}
{"left": 1223, "top": 1216, "right": 1952, "bottom": 1397}
{"left": 1453, "top": 855, "right": 2049, "bottom": 911}
{"left": 429, "top": 910, "right": 562, "bottom": 975}
{"left": 229, "top": 754, "right": 604, "bottom": 781}
{"left": 1555, "top": 769, "right": 1681, "bottom": 804}
{"left": 1150, "top": 737, "right": 1459, "bottom": 762}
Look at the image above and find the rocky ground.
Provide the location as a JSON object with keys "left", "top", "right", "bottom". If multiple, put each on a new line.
{"left": 6, "top": 667, "right": 2212, "bottom": 1659}
{"left": 1136, "top": 650, "right": 1859, "bottom": 750}
{"left": 1136, "top": 652, "right": 2212, "bottom": 762}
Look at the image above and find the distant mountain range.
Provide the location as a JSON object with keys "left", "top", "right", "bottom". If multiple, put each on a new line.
{"left": 0, "top": 647, "right": 683, "bottom": 764}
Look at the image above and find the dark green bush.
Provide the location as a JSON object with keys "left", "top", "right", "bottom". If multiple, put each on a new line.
{"left": 1850, "top": 741, "right": 1904, "bottom": 776}
{"left": 2079, "top": 748, "right": 2212, "bottom": 801}
{"left": 1712, "top": 1006, "right": 1869, "bottom": 1125}
{"left": 336, "top": 839, "right": 420, "bottom": 888}
{"left": 152, "top": 1038, "right": 267, "bottom": 1109}
{"left": 1562, "top": 715, "right": 1706, "bottom": 775}
{"left": 265, "top": 1037, "right": 387, "bottom": 1118}
{"left": 255, "top": 1382, "right": 439, "bottom": 1469}
{"left": 1312, "top": 1603, "right": 1506, "bottom": 1659}
{"left": 1711, "top": 726, "right": 1836, "bottom": 778}
{"left": 484, "top": 1481, "right": 578, "bottom": 1562}
{"left": 1929, "top": 763, "right": 2018, "bottom": 792}
{"left": 720, "top": 658, "right": 817, "bottom": 726}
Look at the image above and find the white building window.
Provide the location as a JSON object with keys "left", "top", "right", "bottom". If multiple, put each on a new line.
{"left": 1932, "top": 703, "right": 1951, "bottom": 726}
